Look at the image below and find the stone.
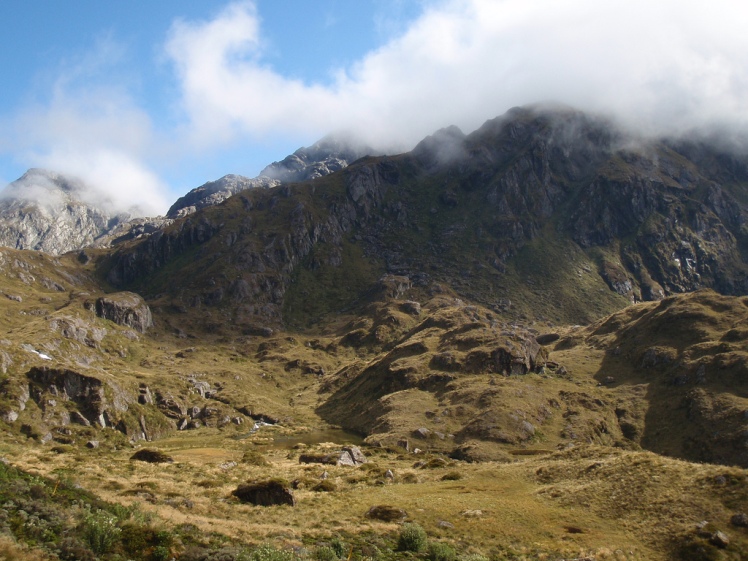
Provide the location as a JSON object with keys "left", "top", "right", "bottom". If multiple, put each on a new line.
{"left": 399, "top": 301, "right": 422, "bottom": 316}
{"left": 232, "top": 479, "right": 295, "bottom": 507}
{"left": 397, "top": 438, "right": 410, "bottom": 452}
{"left": 437, "top": 520, "right": 455, "bottom": 529}
{"left": 130, "top": 449, "right": 174, "bottom": 463}
{"left": 384, "top": 469, "right": 394, "bottom": 479}
{"left": 70, "top": 411, "right": 91, "bottom": 427}
{"left": 86, "top": 440, "right": 99, "bottom": 449}
{"left": 535, "top": 333, "right": 560, "bottom": 345}
{"left": 710, "top": 531, "right": 730, "bottom": 548}
{"left": 1, "top": 410, "right": 18, "bottom": 423}
{"left": 90, "top": 292, "right": 153, "bottom": 333}
{"left": 337, "top": 446, "right": 367, "bottom": 466}
{"left": 731, "top": 512, "right": 748, "bottom": 527}
{"left": 413, "top": 427, "right": 432, "bottom": 439}
{"left": 365, "top": 505, "right": 407, "bottom": 522}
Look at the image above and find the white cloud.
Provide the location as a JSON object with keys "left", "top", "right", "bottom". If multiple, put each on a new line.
{"left": 8, "top": 87, "right": 170, "bottom": 216}
{"left": 166, "top": 0, "right": 748, "bottom": 151}
{"left": 1, "top": 34, "right": 171, "bottom": 216}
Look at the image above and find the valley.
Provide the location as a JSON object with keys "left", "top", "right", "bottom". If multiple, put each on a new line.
{"left": 1, "top": 106, "right": 748, "bottom": 559}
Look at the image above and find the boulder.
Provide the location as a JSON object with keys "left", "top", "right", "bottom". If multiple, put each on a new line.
{"left": 337, "top": 446, "right": 367, "bottom": 466}
{"left": 365, "top": 505, "right": 407, "bottom": 522}
{"left": 26, "top": 366, "right": 127, "bottom": 428}
{"left": 130, "top": 449, "right": 174, "bottom": 463}
{"left": 89, "top": 292, "right": 153, "bottom": 333}
{"left": 413, "top": 428, "right": 432, "bottom": 439}
{"left": 232, "top": 479, "right": 295, "bottom": 506}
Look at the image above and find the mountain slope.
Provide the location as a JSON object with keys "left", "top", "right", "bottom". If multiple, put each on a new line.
{"left": 165, "top": 134, "right": 376, "bottom": 219}
{"left": 102, "top": 106, "right": 748, "bottom": 333}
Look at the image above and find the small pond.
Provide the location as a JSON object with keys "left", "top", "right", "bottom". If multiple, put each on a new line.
{"left": 269, "top": 428, "right": 365, "bottom": 449}
{"left": 234, "top": 426, "right": 365, "bottom": 449}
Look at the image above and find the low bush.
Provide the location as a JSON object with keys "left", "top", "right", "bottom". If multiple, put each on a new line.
{"left": 427, "top": 541, "right": 457, "bottom": 561}
{"left": 398, "top": 523, "right": 428, "bottom": 552}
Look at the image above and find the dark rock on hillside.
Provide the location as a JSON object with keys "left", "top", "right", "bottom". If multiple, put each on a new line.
{"left": 365, "top": 505, "right": 407, "bottom": 522}
{"left": 232, "top": 479, "right": 295, "bottom": 506}
{"left": 87, "top": 292, "right": 153, "bottom": 333}
{"left": 26, "top": 366, "right": 127, "bottom": 428}
{"left": 130, "top": 449, "right": 174, "bottom": 463}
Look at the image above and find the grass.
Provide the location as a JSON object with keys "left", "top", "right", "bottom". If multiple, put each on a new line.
{"left": 6, "top": 430, "right": 748, "bottom": 560}
{"left": 2, "top": 245, "right": 748, "bottom": 558}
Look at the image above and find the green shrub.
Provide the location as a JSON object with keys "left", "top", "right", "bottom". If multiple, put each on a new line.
{"left": 427, "top": 542, "right": 456, "bottom": 561}
{"left": 330, "top": 537, "right": 346, "bottom": 559}
{"left": 397, "top": 523, "right": 427, "bottom": 552}
{"left": 151, "top": 545, "right": 171, "bottom": 561}
{"left": 81, "top": 509, "right": 121, "bottom": 555}
{"left": 315, "top": 546, "right": 338, "bottom": 561}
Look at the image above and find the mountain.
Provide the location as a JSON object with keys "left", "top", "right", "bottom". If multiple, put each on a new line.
{"left": 165, "top": 135, "right": 376, "bottom": 219}
{"left": 0, "top": 135, "right": 375, "bottom": 255}
{"left": 259, "top": 133, "right": 377, "bottom": 182}
{"left": 103, "top": 105, "right": 748, "bottom": 331}
{"left": 1, "top": 106, "right": 748, "bottom": 559}
{"left": 165, "top": 174, "right": 279, "bottom": 219}
{"left": 0, "top": 169, "right": 132, "bottom": 255}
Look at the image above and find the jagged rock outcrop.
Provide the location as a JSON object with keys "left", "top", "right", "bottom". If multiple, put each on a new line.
{"left": 86, "top": 292, "right": 153, "bottom": 333}
{"left": 166, "top": 174, "right": 278, "bottom": 219}
{"left": 26, "top": 366, "right": 127, "bottom": 428}
{"left": 260, "top": 134, "right": 376, "bottom": 183}
{"left": 91, "top": 216, "right": 175, "bottom": 248}
{"left": 0, "top": 169, "right": 132, "bottom": 255}
{"left": 166, "top": 135, "right": 376, "bottom": 220}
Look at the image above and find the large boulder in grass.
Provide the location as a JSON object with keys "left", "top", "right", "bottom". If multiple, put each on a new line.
{"left": 299, "top": 446, "right": 367, "bottom": 467}
{"left": 130, "top": 449, "right": 173, "bottom": 463}
{"left": 337, "top": 446, "right": 367, "bottom": 466}
{"left": 365, "top": 505, "right": 407, "bottom": 522}
{"left": 232, "top": 479, "right": 295, "bottom": 506}
{"left": 88, "top": 292, "right": 153, "bottom": 333}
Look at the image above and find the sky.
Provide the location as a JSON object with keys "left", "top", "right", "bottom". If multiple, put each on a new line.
{"left": 1, "top": 0, "right": 748, "bottom": 216}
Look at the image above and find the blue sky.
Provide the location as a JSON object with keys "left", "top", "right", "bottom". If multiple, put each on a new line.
{"left": 1, "top": 0, "right": 747, "bottom": 215}
{"left": 0, "top": 1, "right": 426, "bottom": 211}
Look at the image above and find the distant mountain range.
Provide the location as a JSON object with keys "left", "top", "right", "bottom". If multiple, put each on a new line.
{"left": 0, "top": 135, "right": 377, "bottom": 255}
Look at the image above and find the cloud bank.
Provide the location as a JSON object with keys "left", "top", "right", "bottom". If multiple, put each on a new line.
{"left": 4, "top": 0, "right": 748, "bottom": 216}
{"left": 167, "top": 0, "right": 748, "bottom": 151}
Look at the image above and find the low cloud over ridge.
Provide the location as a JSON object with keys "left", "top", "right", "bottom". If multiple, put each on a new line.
{"left": 3, "top": 0, "right": 748, "bottom": 216}
{"left": 167, "top": 0, "right": 748, "bottom": 151}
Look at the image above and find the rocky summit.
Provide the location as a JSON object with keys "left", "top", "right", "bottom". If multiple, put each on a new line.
{"left": 0, "top": 169, "right": 132, "bottom": 255}
{"left": 2, "top": 105, "right": 748, "bottom": 560}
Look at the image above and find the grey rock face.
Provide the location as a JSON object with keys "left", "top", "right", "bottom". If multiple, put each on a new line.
{"left": 88, "top": 292, "right": 153, "bottom": 333}
{"left": 0, "top": 169, "right": 132, "bottom": 255}
{"left": 260, "top": 134, "right": 376, "bottom": 183}
{"left": 166, "top": 174, "right": 279, "bottom": 219}
{"left": 166, "top": 135, "right": 376, "bottom": 220}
